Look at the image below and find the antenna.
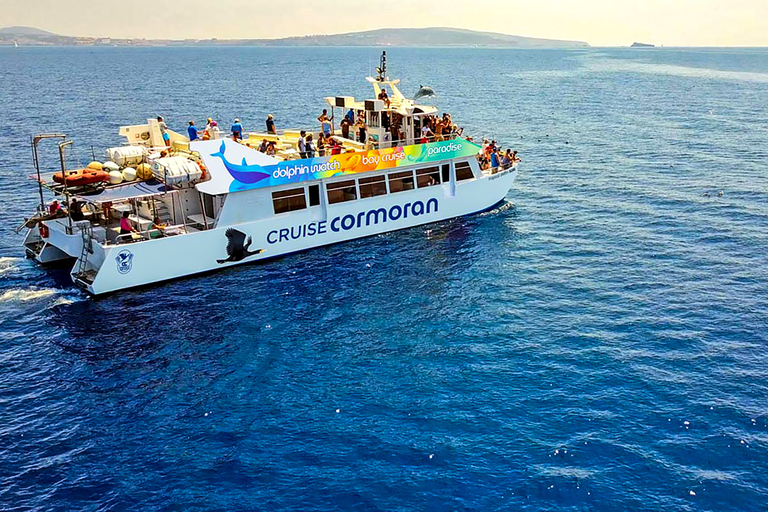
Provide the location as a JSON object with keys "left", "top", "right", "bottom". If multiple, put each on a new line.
{"left": 376, "top": 51, "right": 387, "bottom": 81}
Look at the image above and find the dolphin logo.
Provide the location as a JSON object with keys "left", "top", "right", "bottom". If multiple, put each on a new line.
{"left": 210, "top": 141, "right": 272, "bottom": 184}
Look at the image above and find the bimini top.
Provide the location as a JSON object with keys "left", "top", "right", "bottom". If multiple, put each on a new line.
{"left": 191, "top": 138, "right": 482, "bottom": 195}
{"left": 73, "top": 180, "right": 172, "bottom": 204}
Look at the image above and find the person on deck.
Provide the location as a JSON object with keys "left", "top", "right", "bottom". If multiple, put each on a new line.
{"left": 231, "top": 118, "right": 243, "bottom": 141}
{"left": 150, "top": 217, "right": 167, "bottom": 238}
{"left": 158, "top": 116, "right": 170, "bottom": 147}
{"left": 266, "top": 114, "right": 276, "bottom": 134}
{"left": 340, "top": 117, "right": 351, "bottom": 139}
{"left": 378, "top": 89, "right": 391, "bottom": 108}
{"left": 317, "top": 132, "right": 326, "bottom": 156}
{"left": 202, "top": 118, "right": 213, "bottom": 140}
{"left": 119, "top": 211, "right": 137, "bottom": 236}
{"left": 298, "top": 130, "right": 307, "bottom": 159}
{"left": 70, "top": 200, "right": 84, "bottom": 221}
{"left": 420, "top": 124, "right": 433, "bottom": 144}
{"left": 258, "top": 139, "right": 269, "bottom": 153}
{"left": 318, "top": 109, "right": 333, "bottom": 137}
{"left": 346, "top": 108, "right": 355, "bottom": 124}
{"left": 490, "top": 147, "right": 500, "bottom": 169}
{"left": 356, "top": 117, "right": 367, "bottom": 144}
{"left": 187, "top": 120, "right": 198, "bottom": 141}
{"left": 48, "top": 199, "right": 62, "bottom": 216}
{"left": 266, "top": 141, "right": 277, "bottom": 156}
{"left": 305, "top": 134, "right": 316, "bottom": 158}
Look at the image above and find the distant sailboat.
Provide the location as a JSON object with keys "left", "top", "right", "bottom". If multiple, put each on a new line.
{"left": 14, "top": 41, "right": 19, "bottom": 48}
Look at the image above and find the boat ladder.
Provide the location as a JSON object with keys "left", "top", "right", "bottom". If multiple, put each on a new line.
{"left": 74, "top": 224, "right": 96, "bottom": 284}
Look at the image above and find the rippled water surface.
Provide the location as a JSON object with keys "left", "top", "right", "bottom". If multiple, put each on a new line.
{"left": 1, "top": 47, "right": 767, "bottom": 511}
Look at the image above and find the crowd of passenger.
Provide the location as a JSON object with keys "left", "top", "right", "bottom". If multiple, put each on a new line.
{"left": 168, "top": 105, "right": 519, "bottom": 168}
{"left": 478, "top": 139, "right": 521, "bottom": 171}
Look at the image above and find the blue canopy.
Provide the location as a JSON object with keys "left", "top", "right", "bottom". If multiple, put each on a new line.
{"left": 74, "top": 181, "right": 173, "bottom": 204}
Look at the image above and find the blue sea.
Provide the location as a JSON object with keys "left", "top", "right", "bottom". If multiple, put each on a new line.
{"left": 1, "top": 46, "right": 767, "bottom": 511}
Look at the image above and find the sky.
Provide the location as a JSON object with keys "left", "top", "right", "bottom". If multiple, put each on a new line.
{"left": 1, "top": 0, "right": 766, "bottom": 47}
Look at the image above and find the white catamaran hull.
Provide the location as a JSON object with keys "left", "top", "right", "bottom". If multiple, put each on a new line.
{"left": 81, "top": 169, "right": 517, "bottom": 295}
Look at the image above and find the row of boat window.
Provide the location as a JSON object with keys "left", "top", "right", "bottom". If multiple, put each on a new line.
{"left": 272, "top": 162, "right": 475, "bottom": 214}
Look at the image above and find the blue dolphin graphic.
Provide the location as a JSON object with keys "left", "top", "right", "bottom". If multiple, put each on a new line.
{"left": 210, "top": 141, "right": 272, "bottom": 184}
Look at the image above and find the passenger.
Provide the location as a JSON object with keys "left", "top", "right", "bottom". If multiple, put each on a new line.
{"left": 231, "top": 118, "right": 243, "bottom": 141}
{"left": 501, "top": 150, "right": 512, "bottom": 169}
{"left": 305, "top": 134, "right": 316, "bottom": 158}
{"left": 420, "top": 124, "right": 433, "bottom": 144}
{"left": 512, "top": 150, "right": 521, "bottom": 163}
{"left": 150, "top": 217, "right": 166, "bottom": 239}
{"left": 157, "top": 116, "right": 171, "bottom": 147}
{"left": 119, "top": 211, "right": 137, "bottom": 236}
{"left": 330, "top": 138, "right": 342, "bottom": 155}
{"left": 340, "top": 116, "right": 351, "bottom": 139}
{"left": 70, "top": 200, "right": 84, "bottom": 221}
{"left": 266, "top": 141, "right": 277, "bottom": 156}
{"left": 202, "top": 118, "right": 214, "bottom": 140}
{"left": 258, "top": 139, "right": 269, "bottom": 153}
{"left": 187, "top": 120, "right": 198, "bottom": 141}
{"left": 434, "top": 118, "right": 445, "bottom": 142}
{"left": 346, "top": 108, "right": 355, "bottom": 124}
{"left": 356, "top": 117, "right": 367, "bottom": 144}
{"left": 318, "top": 109, "right": 333, "bottom": 137}
{"left": 266, "top": 114, "right": 276, "bottom": 134}
{"left": 317, "top": 132, "right": 326, "bottom": 156}
{"left": 101, "top": 201, "right": 113, "bottom": 221}
{"left": 210, "top": 121, "right": 221, "bottom": 140}
{"left": 298, "top": 130, "right": 307, "bottom": 159}
{"left": 48, "top": 199, "right": 62, "bottom": 216}
{"left": 490, "top": 147, "right": 500, "bottom": 169}
{"left": 378, "top": 88, "right": 391, "bottom": 107}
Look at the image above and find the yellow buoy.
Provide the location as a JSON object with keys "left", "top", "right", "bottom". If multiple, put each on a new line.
{"left": 136, "top": 163, "right": 153, "bottom": 181}
{"left": 86, "top": 161, "right": 103, "bottom": 171}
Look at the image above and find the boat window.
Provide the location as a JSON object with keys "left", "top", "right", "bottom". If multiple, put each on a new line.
{"left": 441, "top": 164, "right": 450, "bottom": 183}
{"left": 388, "top": 170, "right": 415, "bottom": 194}
{"left": 416, "top": 166, "right": 441, "bottom": 188}
{"left": 272, "top": 187, "right": 307, "bottom": 214}
{"left": 455, "top": 161, "right": 475, "bottom": 181}
{"left": 358, "top": 175, "right": 387, "bottom": 198}
{"left": 308, "top": 184, "right": 320, "bottom": 206}
{"left": 327, "top": 180, "right": 358, "bottom": 204}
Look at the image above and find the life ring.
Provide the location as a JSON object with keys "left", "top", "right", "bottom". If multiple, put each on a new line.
{"left": 39, "top": 223, "right": 49, "bottom": 238}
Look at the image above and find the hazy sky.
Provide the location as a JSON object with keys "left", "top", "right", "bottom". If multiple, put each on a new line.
{"left": 1, "top": 0, "right": 766, "bottom": 46}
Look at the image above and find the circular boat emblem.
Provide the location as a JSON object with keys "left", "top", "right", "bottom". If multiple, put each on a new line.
{"left": 115, "top": 249, "right": 134, "bottom": 275}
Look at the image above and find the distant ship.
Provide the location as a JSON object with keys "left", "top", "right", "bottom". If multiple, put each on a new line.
{"left": 631, "top": 42, "right": 655, "bottom": 48}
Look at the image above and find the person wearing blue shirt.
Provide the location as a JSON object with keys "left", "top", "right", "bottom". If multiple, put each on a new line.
{"left": 490, "top": 148, "right": 500, "bottom": 169}
{"left": 231, "top": 118, "right": 243, "bottom": 141}
{"left": 187, "top": 120, "right": 198, "bottom": 141}
{"left": 346, "top": 108, "right": 354, "bottom": 124}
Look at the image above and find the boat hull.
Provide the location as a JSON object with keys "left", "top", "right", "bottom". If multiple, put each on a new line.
{"left": 78, "top": 169, "right": 517, "bottom": 295}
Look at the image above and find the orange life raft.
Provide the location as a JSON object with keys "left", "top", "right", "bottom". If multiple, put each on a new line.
{"left": 52, "top": 169, "right": 110, "bottom": 186}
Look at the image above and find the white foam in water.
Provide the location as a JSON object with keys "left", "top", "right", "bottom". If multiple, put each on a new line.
{"left": 0, "top": 288, "right": 59, "bottom": 303}
{"left": 0, "top": 257, "right": 22, "bottom": 276}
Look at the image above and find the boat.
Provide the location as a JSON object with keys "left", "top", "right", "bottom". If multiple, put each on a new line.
{"left": 20, "top": 52, "right": 521, "bottom": 295}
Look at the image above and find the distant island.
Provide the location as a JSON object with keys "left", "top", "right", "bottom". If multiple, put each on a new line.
{"left": 631, "top": 42, "right": 655, "bottom": 48}
{"left": 0, "top": 26, "right": 590, "bottom": 48}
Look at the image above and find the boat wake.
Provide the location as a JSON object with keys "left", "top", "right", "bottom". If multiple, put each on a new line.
{"left": 0, "top": 257, "right": 23, "bottom": 277}
{"left": 0, "top": 288, "right": 59, "bottom": 303}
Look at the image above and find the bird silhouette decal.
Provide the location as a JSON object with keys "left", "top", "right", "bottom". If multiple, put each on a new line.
{"left": 217, "top": 228, "right": 263, "bottom": 264}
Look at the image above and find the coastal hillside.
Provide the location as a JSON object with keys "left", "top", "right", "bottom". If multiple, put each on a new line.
{"left": 0, "top": 26, "right": 589, "bottom": 48}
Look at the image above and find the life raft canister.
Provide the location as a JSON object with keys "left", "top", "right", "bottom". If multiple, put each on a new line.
{"left": 39, "top": 222, "right": 49, "bottom": 238}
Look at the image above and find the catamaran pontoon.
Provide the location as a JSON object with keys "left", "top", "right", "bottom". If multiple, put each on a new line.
{"left": 20, "top": 53, "right": 520, "bottom": 295}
